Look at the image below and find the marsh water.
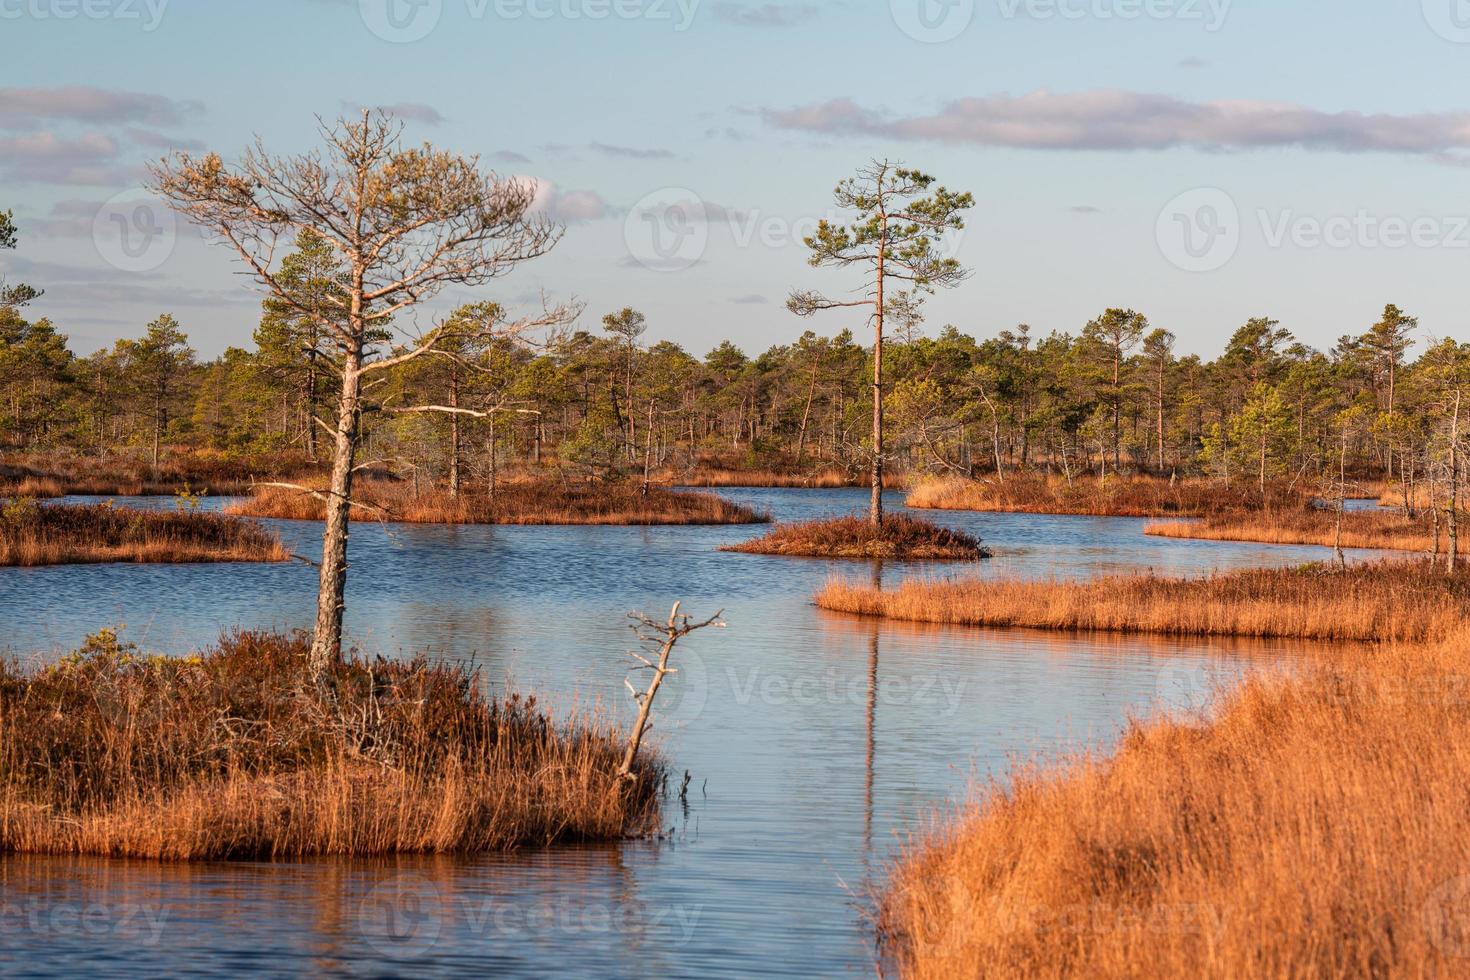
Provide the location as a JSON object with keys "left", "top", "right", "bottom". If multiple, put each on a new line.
{"left": 0, "top": 489, "right": 1387, "bottom": 977}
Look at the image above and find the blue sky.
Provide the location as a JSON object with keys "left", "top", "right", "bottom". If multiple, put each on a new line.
{"left": 5, "top": 0, "right": 1470, "bottom": 360}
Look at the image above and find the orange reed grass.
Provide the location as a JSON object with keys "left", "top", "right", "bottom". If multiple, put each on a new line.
{"left": 0, "top": 450, "right": 309, "bottom": 498}
{"left": 226, "top": 479, "right": 768, "bottom": 526}
{"left": 0, "top": 499, "right": 289, "bottom": 567}
{"left": 908, "top": 473, "right": 1288, "bottom": 518}
{"left": 815, "top": 559, "right": 1467, "bottom": 644}
{"left": 877, "top": 620, "right": 1470, "bottom": 978}
{"left": 661, "top": 467, "right": 855, "bottom": 488}
{"left": 1145, "top": 507, "right": 1441, "bottom": 552}
{"left": 0, "top": 630, "right": 662, "bottom": 860}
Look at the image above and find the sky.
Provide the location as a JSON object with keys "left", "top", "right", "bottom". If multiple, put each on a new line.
{"left": 4, "top": 0, "right": 1470, "bottom": 361}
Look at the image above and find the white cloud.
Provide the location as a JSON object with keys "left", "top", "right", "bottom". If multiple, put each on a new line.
{"left": 0, "top": 87, "right": 199, "bottom": 130}
{"left": 762, "top": 90, "right": 1470, "bottom": 155}
{"left": 523, "top": 178, "right": 613, "bottom": 222}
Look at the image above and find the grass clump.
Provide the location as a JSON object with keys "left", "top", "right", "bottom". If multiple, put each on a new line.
{"left": 0, "top": 630, "right": 662, "bottom": 860}
{"left": 816, "top": 558, "right": 1465, "bottom": 643}
{"left": 1145, "top": 506, "right": 1446, "bottom": 552}
{"left": 908, "top": 473, "right": 1288, "bottom": 518}
{"left": 0, "top": 451, "right": 302, "bottom": 498}
{"left": 227, "top": 479, "right": 768, "bottom": 526}
{"left": 661, "top": 466, "right": 855, "bottom": 488}
{"left": 0, "top": 499, "right": 289, "bottom": 567}
{"left": 877, "top": 623, "right": 1470, "bottom": 978}
{"left": 723, "top": 514, "right": 989, "bottom": 561}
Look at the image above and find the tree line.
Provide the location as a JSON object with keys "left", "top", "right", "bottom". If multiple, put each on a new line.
{"left": 5, "top": 256, "right": 1466, "bottom": 505}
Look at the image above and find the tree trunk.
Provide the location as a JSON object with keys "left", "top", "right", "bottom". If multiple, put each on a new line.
{"left": 1334, "top": 432, "right": 1347, "bottom": 571}
{"left": 151, "top": 393, "right": 163, "bottom": 466}
{"left": 487, "top": 422, "right": 498, "bottom": 500}
{"left": 1112, "top": 351, "right": 1122, "bottom": 472}
{"left": 642, "top": 398, "right": 654, "bottom": 495}
{"left": 448, "top": 365, "right": 460, "bottom": 498}
{"left": 1450, "top": 391, "right": 1461, "bottom": 574}
{"left": 308, "top": 344, "right": 363, "bottom": 676}
{"left": 305, "top": 346, "right": 319, "bottom": 460}
{"left": 1259, "top": 435, "right": 1267, "bottom": 505}
{"left": 1156, "top": 365, "right": 1166, "bottom": 472}
{"left": 871, "top": 225, "right": 886, "bottom": 528}
{"left": 796, "top": 364, "right": 818, "bottom": 462}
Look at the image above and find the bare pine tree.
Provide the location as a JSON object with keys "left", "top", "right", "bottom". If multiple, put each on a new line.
{"left": 152, "top": 111, "right": 567, "bottom": 673}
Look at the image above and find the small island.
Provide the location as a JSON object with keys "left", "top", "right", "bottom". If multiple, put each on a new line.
{"left": 723, "top": 514, "right": 988, "bottom": 561}
{"left": 0, "top": 499, "right": 289, "bottom": 567}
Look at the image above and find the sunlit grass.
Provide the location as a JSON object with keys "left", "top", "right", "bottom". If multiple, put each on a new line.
{"left": 878, "top": 621, "right": 1470, "bottom": 977}
{"left": 0, "top": 630, "right": 662, "bottom": 860}
{"left": 227, "top": 478, "right": 768, "bottom": 525}
{"left": 907, "top": 473, "right": 1293, "bottom": 517}
{"left": 1145, "top": 507, "right": 1445, "bottom": 552}
{"left": 0, "top": 499, "right": 289, "bottom": 567}
{"left": 815, "top": 559, "right": 1465, "bottom": 644}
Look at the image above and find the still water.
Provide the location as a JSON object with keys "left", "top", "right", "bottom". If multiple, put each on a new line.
{"left": 0, "top": 489, "right": 1383, "bottom": 977}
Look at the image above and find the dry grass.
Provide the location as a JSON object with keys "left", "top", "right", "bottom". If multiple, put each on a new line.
{"left": 226, "top": 479, "right": 768, "bottom": 526}
{"left": 0, "top": 451, "right": 309, "bottom": 498}
{"left": 660, "top": 467, "right": 856, "bottom": 488}
{"left": 1145, "top": 506, "right": 1442, "bottom": 552}
{"left": 877, "top": 618, "right": 1470, "bottom": 978}
{"left": 908, "top": 474, "right": 1286, "bottom": 518}
{"left": 653, "top": 452, "right": 905, "bottom": 489}
{"left": 723, "top": 514, "right": 989, "bottom": 561}
{"left": 0, "top": 630, "right": 662, "bottom": 860}
{"left": 1376, "top": 483, "right": 1437, "bottom": 511}
{"left": 816, "top": 559, "right": 1466, "bottom": 644}
{"left": 0, "top": 499, "right": 289, "bottom": 567}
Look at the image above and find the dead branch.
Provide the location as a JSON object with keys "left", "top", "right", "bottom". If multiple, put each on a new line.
{"left": 616, "top": 601, "right": 725, "bottom": 783}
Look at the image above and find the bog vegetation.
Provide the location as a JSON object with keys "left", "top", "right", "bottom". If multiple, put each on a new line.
{"left": 878, "top": 619, "right": 1470, "bottom": 978}
{"left": 5, "top": 110, "right": 1470, "bottom": 970}
{"left": 0, "top": 630, "right": 662, "bottom": 859}
{"left": 0, "top": 498, "right": 288, "bottom": 567}
{"left": 724, "top": 514, "right": 988, "bottom": 561}
{"left": 1145, "top": 507, "right": 1440, "bottom": 553}
{"left": 229, "top": 478, "right": 767, "bottom": 526}
{"left": 816, "top": 558, "right": 1466, "bottom": 644}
